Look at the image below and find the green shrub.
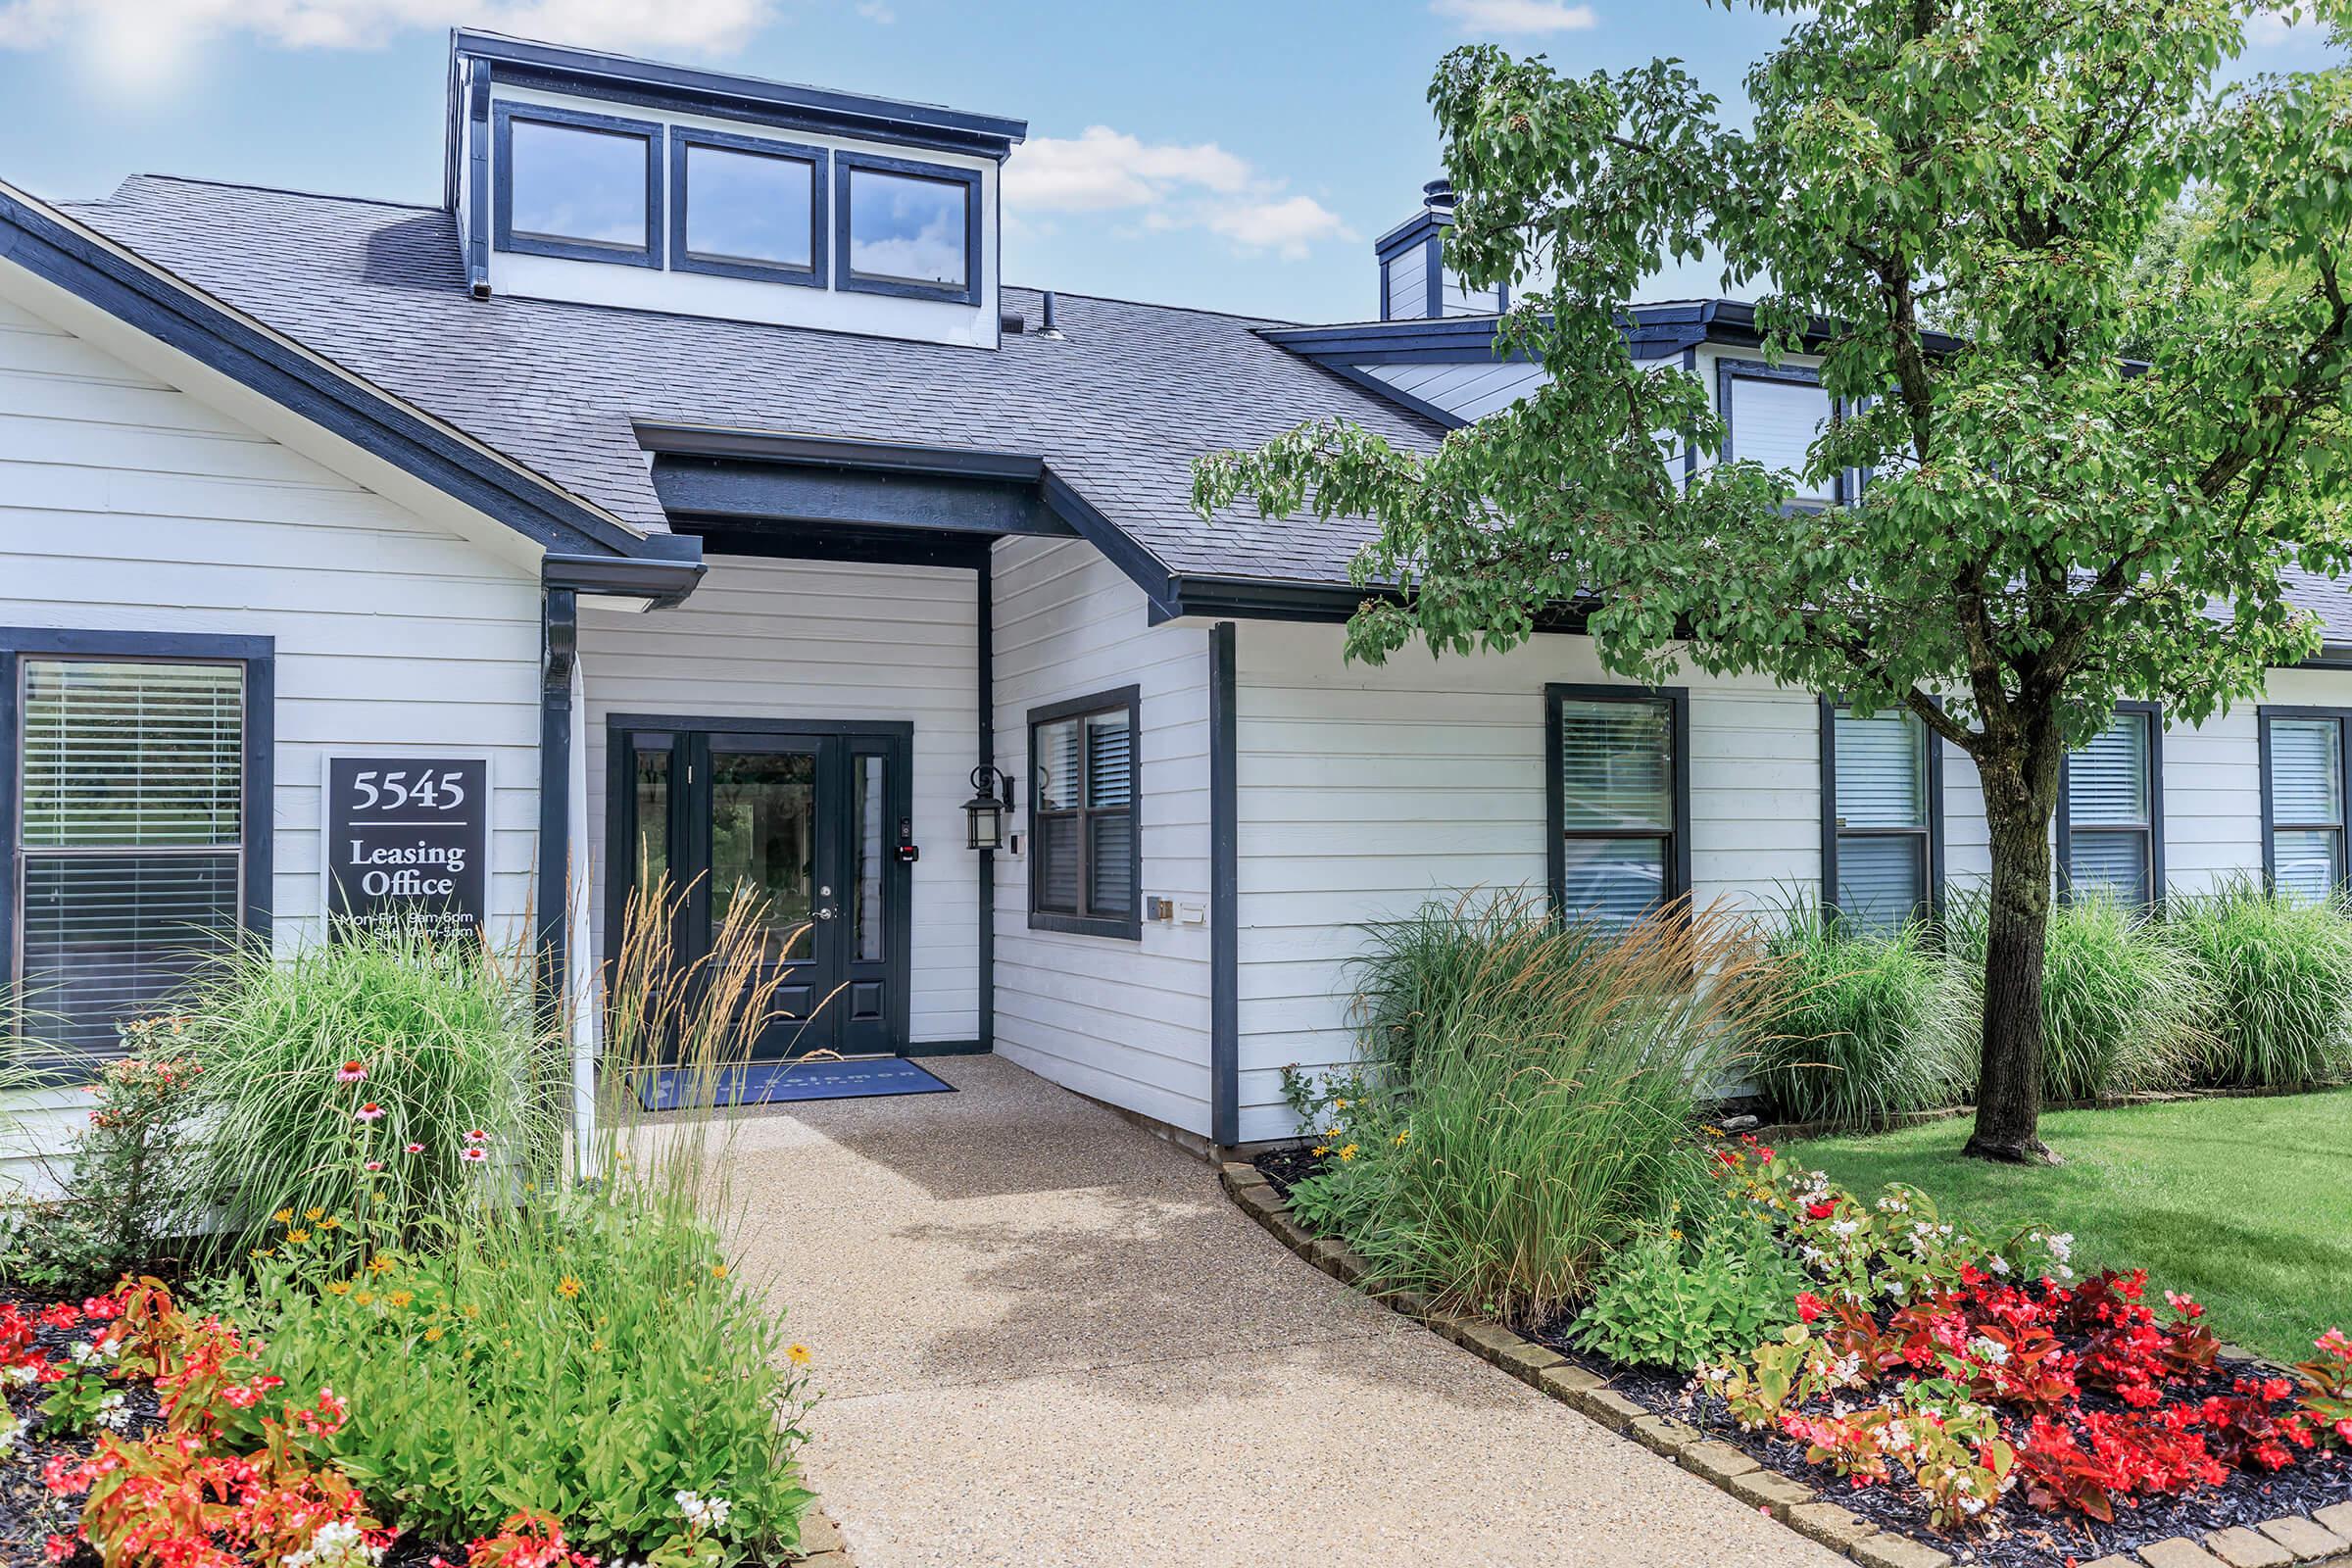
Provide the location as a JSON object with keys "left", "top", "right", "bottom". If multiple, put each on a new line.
{"left": 1298, "top": 903, "right": 1774, "bottom": 1327}
{"left": 173, "top": 928, "right": 556, "bottom": 1262}
{"left": 1347, "top": 888, "right": 1615, "bottom": 1080}
{"left": 2170, "top": 880, "right": 2352, "bottom": 1088}
{"left": 1944, "top": 890, "right": 2209, "bottom": 1102}
{"left": 1570, "top": 1200, "right": 1808, "bottom": 1371}
{"left": 226, "top": 1183, "right": 814, "bottom": 1560}
{"left": 1746, "top": 900, "right": 1967, "bottom": 1129}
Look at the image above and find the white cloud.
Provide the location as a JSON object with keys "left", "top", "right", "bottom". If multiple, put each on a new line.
{"left": 1004, "top": 124, "right": 1355, "bottom": 261}
{"left": 0, "top": 0, "right": 781, "bottom": 56}
{"left": 2246, "top": 5, "right": 2333, "bottom": 53}
{"left": 854, "top": 0, "right": 893, "bottom": 21}
{"left": 1430, "top": 0, "right": 1597, "bottom": 34}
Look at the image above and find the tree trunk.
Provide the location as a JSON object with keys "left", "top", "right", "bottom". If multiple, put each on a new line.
{"left": 1967, "top": 792, "right": 2059, "bottom": 1164}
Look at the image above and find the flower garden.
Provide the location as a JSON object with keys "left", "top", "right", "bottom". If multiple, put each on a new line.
{"left": 1264, "top": 891, "right": 2352, "bottom": 1566}
{"left": 0, "top": 895, "right": 817, "bottom": 1568}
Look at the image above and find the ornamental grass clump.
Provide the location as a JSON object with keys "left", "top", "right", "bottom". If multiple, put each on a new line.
{"left": 1945, "top": 890, "right": 2209, "bottom": 1102}
{"left": 1745, "top": 898, "right": 1969, "bottom": 1130}
{"left": 1298, "top": 901, "right": 1777, "bottom": 1327}
{"left": 2169, "top": 880, "right": 2352, "bottom": 1089}
{"left": 172, "top": 927, "right": 556, "bottom": 1262}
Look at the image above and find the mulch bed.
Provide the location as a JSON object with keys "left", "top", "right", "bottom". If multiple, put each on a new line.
{"left": 1248, "top": 1149, "right": 2352, "bottom": 1567}
{"left": 1527, "top": 1326, "right": 2352, "bottom": 1568}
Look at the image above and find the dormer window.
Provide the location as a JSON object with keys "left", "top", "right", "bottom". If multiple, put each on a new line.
{"left": 836, "top": 152, "right": 981, "bottom": 304}
{"left": 670, "top": 127, "right": 826, "bottom": 286}
{"left": 494, "top": 101, "right": 662, "bottom": 269}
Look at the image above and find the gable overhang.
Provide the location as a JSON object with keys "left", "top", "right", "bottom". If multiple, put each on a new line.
{"left": 0, "top": 178, "right": 702, "bottom": 602}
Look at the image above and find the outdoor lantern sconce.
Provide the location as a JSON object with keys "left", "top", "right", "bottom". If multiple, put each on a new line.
{"left": 964, "top": 763, "right": 1014, "bottom": 851}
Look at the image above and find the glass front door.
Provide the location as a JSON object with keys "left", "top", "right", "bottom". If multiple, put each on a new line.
{"left": 618, "top": 720, "right": 909, "bottom": 1058}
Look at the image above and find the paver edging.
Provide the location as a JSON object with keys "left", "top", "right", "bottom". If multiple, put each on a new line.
{"left": 1214, "top": 1160, "right": 2352, "bottom": 1568}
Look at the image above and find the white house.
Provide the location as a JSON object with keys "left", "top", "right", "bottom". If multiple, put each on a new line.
{"left": 4, "top": 31, "right": 2350, "bottom": 1153}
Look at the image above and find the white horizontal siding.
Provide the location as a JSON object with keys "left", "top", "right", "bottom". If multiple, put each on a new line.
{"left": 1232, "top": 622, "right": 1820, "bottom": 1144}
{"left": 578, "top": 555, "right": 981, "bottom": 1044}
{"left": 0, "top": 292, "right": 545, "bottom": 956}
{"left": 991, "top": 536, "right": 1213, "bottom": 1134}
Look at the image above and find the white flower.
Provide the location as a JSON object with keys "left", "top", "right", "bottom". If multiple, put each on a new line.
{"left": 2045, "top": 1232, "right": 2074, "bottom": 1263}
{"left": 0, "top": 1410, "right": 24, "bottom": 1460}
{"left": 1987, "top": 1254, "right": 2010, "bottom": 1276}
{"left": 94, "top": 1391, "right": 130, "bottom": 1431}
{"left": 1969, "top": 1336, "right": 2010, "bottom": 1367}
{"left": 676, "top": 1492, "right": 733, "bottom": 1534}
{"left": 2, "top": 1363, "right": 37, "bottom": 1390}
{"left": 1830, "top": 1219, "right": 1860, "bottom": 1239}
{"left": 69, "top": 1341, "right": 97, "bottom": 1366}
{"left": 1884, "top": 1420, "right": 1912, "bottom": 1452}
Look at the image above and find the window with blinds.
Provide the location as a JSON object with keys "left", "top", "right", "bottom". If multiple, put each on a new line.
{"left": 1549, "top": 689, "right": 1683, "bottom": 930}
{"left": 1029, "top": 688, "right": 1140, "bottom": 937}
{"left": 13, "top": 657, "right": 249, "bottom": 1065}
{"left": 1827, "top": 705, "right": 1935, "bottom": 935}
{"left": 2265, "top": 711, "right": 2346, "bottom": 901}
{"left": 2063, "top": 708, "right": 2157, "bottom": 906}
{"left": 1724, "top": 366, "right": 1838, "bottom": 504}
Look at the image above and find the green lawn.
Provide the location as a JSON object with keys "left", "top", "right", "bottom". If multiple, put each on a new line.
{"left": 1785, "top": 1091, "right": 2352, "bottom": 1365}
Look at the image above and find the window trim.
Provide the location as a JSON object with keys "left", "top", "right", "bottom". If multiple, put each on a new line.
{"left": 666, "top": 125, "right": 828, "bottom": 287}
{"left": 2258, "top": 705, "right": 2352, "bottom": 897}
{"left": 493, "top": 99, "right": 665, "bottom": 270}
{"left": 2057, "top": 701, "right": 2164, "bottom": 908}
{"left": 1026, "top": 686, "right": 1142, "bottom": 940}
{"left": 1544, "top": 682, "right": 1691, "bottom": 922}
{"left": 0, "top": 628, "right": 274, "bottom": 1073}
{"left": 1715, "top": 357, "right": 1848, "bottom": 509}
{"left": 833, "top": 149, "right": 984, "bottom": 306}
{"left": 1819, "top": 697, "right": 1946, "bottom": 929}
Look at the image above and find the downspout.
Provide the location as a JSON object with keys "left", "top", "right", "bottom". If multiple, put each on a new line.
{"left": 1209, "top": 620, "right": 1239, "bottom": 1147}
{"left": 537, "top": 585, "right": 578, "bottom": 1150}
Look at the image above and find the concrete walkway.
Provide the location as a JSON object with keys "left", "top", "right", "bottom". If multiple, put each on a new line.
{"left": 721, "top": 1054, "right": 1842, "bottom": 1568}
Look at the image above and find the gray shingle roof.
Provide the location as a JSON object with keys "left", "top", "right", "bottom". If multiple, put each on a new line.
{"left": 67, "top": 174, "right": 1446, "bottom": 586}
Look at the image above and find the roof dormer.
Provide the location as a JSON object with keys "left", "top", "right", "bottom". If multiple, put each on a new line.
{"left": 443, "top": 30, "right": 1024, "bottom": 349}
{"left": 1374, "top": 179, "right": 1505, "bottom": 321}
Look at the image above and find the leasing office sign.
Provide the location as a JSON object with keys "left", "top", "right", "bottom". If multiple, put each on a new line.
{"left": 324, "top": 757, "right": 489, "bottom": 938}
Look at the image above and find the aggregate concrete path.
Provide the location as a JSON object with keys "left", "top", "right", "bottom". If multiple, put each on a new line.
{"left": 720, "top": 1054, "right": 1843, "bottom": 1568}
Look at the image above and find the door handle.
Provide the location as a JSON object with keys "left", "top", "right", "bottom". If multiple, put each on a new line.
{"left": 814, "top": 906, "right": 838, "bottom": 921}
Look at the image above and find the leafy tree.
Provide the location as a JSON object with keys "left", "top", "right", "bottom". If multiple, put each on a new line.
{"left": 1196, "top": 0, "right": 2352, "bottom": 1160}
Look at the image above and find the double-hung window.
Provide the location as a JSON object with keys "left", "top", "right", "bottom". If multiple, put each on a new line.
{"left": 2059, "top": 705, "right": 2162, "bottom": 906}
{"left": 2263, "top": 709, "right": 2350, "bottom": 900}
{"left": 494, "top": 101, "right": 663, "bottom": 268}
{"left": 1028, "top": 688, "right": 1139, "bottom": 938}
{"left": 1545, "top": 685, "right": 1689, "bottom": 930}
{"left": 1823, "top": 702, "right": 1939, "bottom": 933}
{"left": 4, "top": 633, "right": 271, "bottom": 1069}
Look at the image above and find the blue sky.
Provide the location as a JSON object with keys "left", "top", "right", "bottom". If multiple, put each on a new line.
{"left": 0, "top": 0, "right": 2336, "bottom": 324}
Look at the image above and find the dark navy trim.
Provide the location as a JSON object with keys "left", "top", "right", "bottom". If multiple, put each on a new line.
{"left": 1374, "top": 209, "right": 1446, "bottom": 259}
{"left": 650, "top": 456, "right": 1067, "bottom": 538}
{"left": 0, "top": 186, "right": 684, "bottom": 565}
{"left": 1715, "top": 357, "right": 1841, "bottom": 502}
{"left": 541, "top": 551, "right": 704, "bottom": 607}
{"left": 465, "top": 65, "right": 493, "bottom": 296}
{"left": 1209, "top": 620, "right": 1239, "bottom": 1148}
{"left": 1262, "top": 317, "right": 1532, "bottom": 365}
{"left": 667, "top": 125, "right": 826, "bottom": 287}
{"left": 1819, "top": 698, "right": 1945, "bottom": 927}
{"left": 493, "top": 99, "right": 663, "bottom": 270}
{"left": 1039, "top": 471, "right": 1184, "bottom": 619}
{"left": 537, "top": 588, "right": 577, "bottom": 1018}
{"left": 453, "top": 29, "right": 1025, "bottom": 160}
{"left": 635, "top": 424, "right": 1045, "bottom": 481}
{"left": 833, "top": 150, "right": 984, "bottom": 307}
{"left": 2057, "top": 701, "right": 2164, "bottom": 908}
{"left": 1, "top": 628, "right": 274, "bottom": 1071}
{"left": 1543, "top": 682, "right": 1691, "bottom": 919}
{"left": 2255, "top": 705, "right": 2352, "bottom": 896}
{"left": 687, "top": 522, "right": 994, "bottom": 570}
{"left": 1681, "top": 347, "right": 1698, "bottom": 487}
{"left": 976, "top": 562, "right": 996, "bottom": 1053}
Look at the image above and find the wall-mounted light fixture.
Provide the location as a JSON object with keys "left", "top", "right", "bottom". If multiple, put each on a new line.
{"left": 963, "top": 763, "right": 1015, "bottom": 851}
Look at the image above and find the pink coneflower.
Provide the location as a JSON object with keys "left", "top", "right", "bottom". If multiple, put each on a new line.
{"left": 354, "top": 1102, "right": 384, "bottom": 1122}
{"left": 461, "top": 1147, "right": 488, "bottom": 1164}
{"left": 364, "top": 1161, "right": 384, "bottom": 1172}
{"left": 464, "top": 1128, "right": 490, "bottom": 1145}
{"left": 336, "top": 1061, "right": 368, "bottom": 1084}
{"left": 405, "top": 1142, "right": 424, "bottom": 1154}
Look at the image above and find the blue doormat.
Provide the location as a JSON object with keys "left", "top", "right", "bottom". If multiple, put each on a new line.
{"left": 632, "top": 1055, "right": 956, "bottom": 1112}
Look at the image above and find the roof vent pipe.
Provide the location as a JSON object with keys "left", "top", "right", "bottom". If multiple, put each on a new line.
{"left": 1422, "top": 177, "right": 1456, "bottom": 213}
{"left": 1038, "top": 290, "right": 1065, "bottom": 340}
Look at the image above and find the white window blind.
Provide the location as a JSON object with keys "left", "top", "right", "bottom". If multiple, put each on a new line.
{"left": 1555, "top": 695, "right": 1675, "bottom": 929}
{"left": 2066, "top": 711, "right": 2153, "bottom": 906}
{"left": 1831, "top": 708, "right": 1930, "bottom": 934}
{"left": 1729, "top": 374, "right": 1836, "bottom": 501}
{"left": 16, "top": 659, "right": 247, "bottom": 1063}
{"left": 2268, "top": 716, "right": 2344, "bottom": 901}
